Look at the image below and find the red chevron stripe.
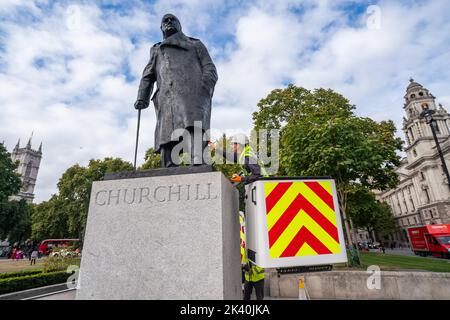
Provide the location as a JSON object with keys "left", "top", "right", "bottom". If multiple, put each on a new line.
{"left": 304, "top": 181, "right": 334, "bottom": 210}
{"left": 280, "top": 226, "right": 332, "bottom": 257}
{"left": 265, "top": 182, "right": 293, "bottom": 213}
{"left": 269, "top": 193, "right": 303, "bottom": 248}
{"left": 295, "top": 193, "right": 339, "bottom": 242}
{"left": 268, "top": 191, "right": 339, "bottom": 248}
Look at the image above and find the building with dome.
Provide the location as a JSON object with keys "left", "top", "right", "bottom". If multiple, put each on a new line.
{"left": 370, "top": 79, "right": 450, "bottom": 247}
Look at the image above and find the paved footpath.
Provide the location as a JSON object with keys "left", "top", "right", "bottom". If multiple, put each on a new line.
{"left": 34, "top": 289, "right": 77, "bottom": 300}
{"left": 33, "top": 290, "right": 294, "bottom": 300}
{"left": 369, "top": 248, "right": 416, "bottom": 256}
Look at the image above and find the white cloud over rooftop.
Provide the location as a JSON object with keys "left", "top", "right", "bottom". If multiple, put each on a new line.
{"left": 0, "top": 0, "right": 449, "bottom": 202}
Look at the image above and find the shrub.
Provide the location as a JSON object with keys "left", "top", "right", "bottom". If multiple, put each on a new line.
{"left": 0, "top": 271, "right": 74, "bottom": 295}
{"left": 42, "top": 256, "right": 81, "bottom": 273}
{"left": 0, "top": 269, "right": 43, "bottom": 280}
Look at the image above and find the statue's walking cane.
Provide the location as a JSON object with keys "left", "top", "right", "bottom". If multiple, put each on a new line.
{"left": 133, "top": 108, "right": 141, "bottom": 171}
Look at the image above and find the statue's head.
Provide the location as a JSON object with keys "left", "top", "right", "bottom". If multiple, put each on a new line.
{"left": 161, "top": 14, "right": 182, "bottom": 39}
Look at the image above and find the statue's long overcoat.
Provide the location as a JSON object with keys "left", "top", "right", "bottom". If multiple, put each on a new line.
{"left": 136, "top": 31, "right": 218, "bottom": 152}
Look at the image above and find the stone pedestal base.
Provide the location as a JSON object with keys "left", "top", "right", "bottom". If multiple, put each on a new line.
{"left": 76, "top": 170, "right": 241, "bottom": 300}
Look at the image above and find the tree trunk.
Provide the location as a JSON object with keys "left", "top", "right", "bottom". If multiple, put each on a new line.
{"left": 337, "top": 189, "right": 353, "bottom": 246}
{"left": 366, "top": 227, "right": 374, "bottom": 242}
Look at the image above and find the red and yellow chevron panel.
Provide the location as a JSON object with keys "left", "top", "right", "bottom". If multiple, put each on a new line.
{"left": 264, "top": 181, "right": 341, "bottom": 258}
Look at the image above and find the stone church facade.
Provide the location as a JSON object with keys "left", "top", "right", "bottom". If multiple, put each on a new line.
{"left": 9, "top": 137, "right": 42, "bottom": 203}
{"left": 372, "top": 79, "right": 450, "bottom": 247}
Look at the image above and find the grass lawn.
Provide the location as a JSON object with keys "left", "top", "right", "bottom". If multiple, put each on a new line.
{"left": 0, "top": 258, "right": 45, "bottom": 274}
{"left": 359, "top": 252, "right": 450, "bottom": 273}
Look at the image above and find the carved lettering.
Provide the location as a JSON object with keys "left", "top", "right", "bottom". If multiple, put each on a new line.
{"left": 108, "top": 189, "right": 121, "bottom": 205}
{"left": 95, "top": 190, "right": 107, "bottom": 206}
{"left": 95, "top": 183, "right": 219, "bottom": 207}
{"left": 186, "top": 184, "right": 190, "bottom": 201}
{"left": 123, "top": 188, "right": 137, "bottom": 204}
{"left": 207, "top": 183, "right": 218, "bottom": 199}
{"left": 168, "top": 185, "right": 181, "bottom": 201}
{"left": 154, "top": 186, "right": 167, "bottom": 202}
{"left": 195, "top": 183, "right": 207, "bottom": 200}
{"left": 139, "top": 187, "right": 151, "bottom": 203}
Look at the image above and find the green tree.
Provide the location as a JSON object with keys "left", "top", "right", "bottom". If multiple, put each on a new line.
{"left": 56, "top": 158, "right": 133, "bottom": 245}
{"left": 31, "top": 195, "right": 69, "bottom": 241}
{"left": 0, "top": 199, "right": 31, "bottom": 243}
{"left": 211, "top": 134, "right": 241, "bottom": 178}
{"left": 0, "top": 142, "right": 21, "bottom": 202}
{"left": 253, "top": 85, "right": 403, "bottom": 248}
{"left": 139, "top": 148, "right": 161, "bottom": 170}
{"left": 347, "top": 189, "right": 397, "bottom": 243}
{"left": 0, "top": 143, "right": 29, "bottom": 243}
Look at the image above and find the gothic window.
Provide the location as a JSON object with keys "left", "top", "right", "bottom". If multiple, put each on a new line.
{"left": 416, "top": 123, "right": 422, "bottom": 136}
{"left": 25, "top": 161, "right": 33, "bottom": 177}
{"left": 424, "top": 189, "right": 431, "bottom": 203}
{"left": 422, "top": 103, "right": 429, "bottom": 110}
{"left": 420, "top": 171, "right": 426, "bottom": 180}
{"left": 409, "top": 128, "right": 414, "bottom": 141}
{"left": 432, "top": 209, "right": 439, "bottom": 218}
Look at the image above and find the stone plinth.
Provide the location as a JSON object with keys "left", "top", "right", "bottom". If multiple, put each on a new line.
{"left": 76, "top": 170, "right": 241, "bottom": 300}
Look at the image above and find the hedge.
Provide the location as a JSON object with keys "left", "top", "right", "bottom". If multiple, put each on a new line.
{"left": 0, "top": 271, "right": 75, "bottom": 295}
{"left": 0, "top": 269, "right": 43, "bottom": 280}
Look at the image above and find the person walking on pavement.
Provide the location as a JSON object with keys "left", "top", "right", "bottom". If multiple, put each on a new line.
{"left": 30, "top": 248, "right": 38, "bottom": 266}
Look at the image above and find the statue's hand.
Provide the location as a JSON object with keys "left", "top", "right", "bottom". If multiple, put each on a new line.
{"left": 134, "top": 100, "right": 149, "bottom": 110}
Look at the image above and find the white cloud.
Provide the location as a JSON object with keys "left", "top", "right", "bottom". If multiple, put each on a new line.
{"left": 1, "top": 0, "right": 450, "bottom": 202}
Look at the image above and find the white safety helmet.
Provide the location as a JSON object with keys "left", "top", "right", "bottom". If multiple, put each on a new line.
{"left": 230, "top": 133, "right": 249, "bottom": 145}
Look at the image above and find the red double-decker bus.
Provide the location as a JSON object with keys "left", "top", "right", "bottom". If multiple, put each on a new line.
{"left": 38, "top": 239, "right": 80, "bottom": 255}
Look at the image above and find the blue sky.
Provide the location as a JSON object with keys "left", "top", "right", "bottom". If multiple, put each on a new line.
{"left": 1, "top": 0, "right": 450, "bottom": 202}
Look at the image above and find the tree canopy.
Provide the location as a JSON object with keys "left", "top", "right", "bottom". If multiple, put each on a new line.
{"left": 139, "top": 148, "right": 161, "bottom": 170}
{"left": 0, "top": 199, "right": 31, "bottom": 243}
{"left": 31, "top": 157, "right": 133, "bottom": 244}
{"left": 0, "top": 142, "right": 21, "bottom": 202}
{"left": 347, "top": 189, "right": 397, "bottom": 242}
{"left": 252, "top": 85, "right": 403, "bottom": 245}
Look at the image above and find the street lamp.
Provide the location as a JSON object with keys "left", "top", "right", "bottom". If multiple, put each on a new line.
{"left": 420, "top": 107, "right": 450, "bottom": 191}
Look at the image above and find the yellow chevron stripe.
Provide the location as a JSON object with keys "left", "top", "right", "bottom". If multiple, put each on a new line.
{"left": 266, "top": 184, "right": 299, "bottom": 231}
{"left": 270, "top": 210, "right": 341, "bottom": 258}
{"left": 296, "top": 242, "right": 317, "bottom": 256}
{"left": 263, "top": 182, "right": 279, "bottom": 199}
{"left": 295, "top": 182, "right": 337, "bottom": 226}
{"left": 298, "top": 213, "right": 341, "bottom": 254}
{"left": 318, "top": 180, "right": 333, "bottom": 196}
{"left": 269, "top": 209, "right": 303, "bottom": 258}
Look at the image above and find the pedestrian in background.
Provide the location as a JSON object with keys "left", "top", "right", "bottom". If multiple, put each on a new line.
{"left": 10, "top": 247, "right": 17, "bottom": 260}
{"left": 30, "top": 248, "right": 38, "bottom": 265}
